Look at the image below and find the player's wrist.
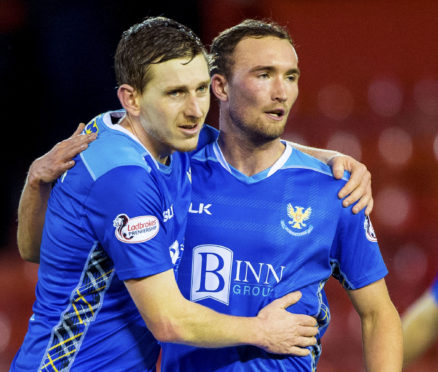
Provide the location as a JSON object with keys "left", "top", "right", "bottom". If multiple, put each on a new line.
{"left": 250, "top": 315, "right": 270, "bottom": 350}
{"left": 27, "top": 159, "right": 51, "bottom": 189}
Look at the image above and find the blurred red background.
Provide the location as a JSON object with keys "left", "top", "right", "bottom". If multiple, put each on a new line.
{"left": 1, "top": 1, "right": 437, "bottom": 371}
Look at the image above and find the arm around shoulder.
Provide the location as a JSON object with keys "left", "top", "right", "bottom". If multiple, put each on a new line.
{"left": 17, "top": 123, "right": 97, "bottom": 263}
{"left": 288, "top": 141, "right": 373, "bottom": 215}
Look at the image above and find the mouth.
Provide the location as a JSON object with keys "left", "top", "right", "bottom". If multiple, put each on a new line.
{"left": 264, "top": 108, "right": 286, "bottom": 121}
{"left": 178, "top": 123, "right": 201, "bottom": 136}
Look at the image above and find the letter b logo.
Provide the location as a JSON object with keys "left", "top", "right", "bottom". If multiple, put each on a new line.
{"left": 191, "top": 245, "right": 233, "bottom": 305}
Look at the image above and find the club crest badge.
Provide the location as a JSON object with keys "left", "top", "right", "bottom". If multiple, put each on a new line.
{"left": 113, "top": 214, "right": 159, "bottom": 243}
{"left": 364, "top": 216, "right": 378, "bottom": 242}
{"left": 84, "top": 117, "right": 99, "bottom": 135}
{"left": 281, "top": 203, "right": 313, "bottom": 236}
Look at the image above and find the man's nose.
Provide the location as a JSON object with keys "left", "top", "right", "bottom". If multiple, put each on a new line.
{"left": 184, "top": 95, "right": 204, "bottom": 118}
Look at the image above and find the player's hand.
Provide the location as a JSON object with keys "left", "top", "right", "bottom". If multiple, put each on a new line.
{"left": 28, "top": 123, "right": 97, "bottom": 186}
{"left": 256, "top": 291, "right": 318, "bottom": 355}
{"left": 329, "top": 154, "right": 373, "bottom": 215}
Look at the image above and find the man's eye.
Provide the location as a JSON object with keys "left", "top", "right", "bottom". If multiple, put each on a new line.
{"left": 258, "top": 73, "right": 269, "bottom": 79}
{"left": 168, "top": 90, "right": 183, "bottom": 97}
{"left": 198, "top": 85, "right": 208, "bottom": 93}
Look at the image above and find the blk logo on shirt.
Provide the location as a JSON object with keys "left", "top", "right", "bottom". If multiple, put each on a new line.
{"left": 189, "top": 202, "right": 212, "bottom": 215}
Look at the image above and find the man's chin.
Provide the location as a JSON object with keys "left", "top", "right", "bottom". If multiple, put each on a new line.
{"left": 252, "top": 124, "right": 285, "bottom": 142}
{"left": 173, "top": 138, "right": 199, "bottom": 153}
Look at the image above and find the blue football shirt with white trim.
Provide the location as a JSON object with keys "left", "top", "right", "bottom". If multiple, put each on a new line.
{"left": 161, "top": 140, "right": 388, "bottom": 371}
{"left": 11, "top": 110, "right": 191, "bottom": 372}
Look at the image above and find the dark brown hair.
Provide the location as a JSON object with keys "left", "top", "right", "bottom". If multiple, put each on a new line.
{"left": 210, "top": 19, "right": 294, "bottom": 78}
{"left": 114, "top": 17, "right": 208, "bottom": 93}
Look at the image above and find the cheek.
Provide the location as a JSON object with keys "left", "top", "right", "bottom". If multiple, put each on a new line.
{"left": 200, "top": 96, "right": 211, "bottom": 114}
{"left": 287, "top": 86, "right": 299, "bottom": 103}
{"left": 235, "top": 83, "right": 264, "bottom": 106}
{"left": 293, "top": 85, "right": 299, "bottom": 96}
{"left": 156, "top": 102, "right": 180, "bottom": 122}
{"left": 141, "top": 100, "right": 165, "bottom": 120}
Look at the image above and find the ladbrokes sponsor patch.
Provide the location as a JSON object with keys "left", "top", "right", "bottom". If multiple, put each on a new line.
{"left": 113, "top": 214, "right": 159, "bottom": 243}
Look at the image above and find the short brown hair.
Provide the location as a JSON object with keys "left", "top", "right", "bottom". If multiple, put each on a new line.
{"left": 114, "top": 17, "right": 208, "bottom": 93}
{"left": 210, "top": 19, "right": 294, "bottom": 78}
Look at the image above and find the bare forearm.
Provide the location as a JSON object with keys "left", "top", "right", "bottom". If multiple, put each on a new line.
{"left": 348, "top": 280, "right": 402, "bottom": 371}
{"left": 127, "top": 275, "right": 265, "bottom": 348}
{"left": 125, "top": 273, "right": 315, "bottom": 354}
{"left": 17, "top": 163, "right": 51, "bottom": 263}
{"left": 361, "top": 304, "right": 403, "bottom": 372}
{"left": 166, "top": 298, "right": 316, "bottom": 354}
{"left": 153, "top": 298, "right": 266, "bottom": 348}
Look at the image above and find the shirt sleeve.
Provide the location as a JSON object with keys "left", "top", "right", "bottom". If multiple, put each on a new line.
{"left": 330, "top": 208, "right": 388, "bottom": 290}
{"left": 85, "top": 165, "right": 174, "bottom": 281}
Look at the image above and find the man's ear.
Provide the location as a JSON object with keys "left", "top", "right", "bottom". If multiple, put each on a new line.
{"left": 211, "top": 74, "right": 229, "bottom": 102}
{"left": 117, "top": 84, "right": 140, "bottom": 116}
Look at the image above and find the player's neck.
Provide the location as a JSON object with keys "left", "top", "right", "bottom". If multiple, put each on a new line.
{"left": 119, "top": 116, "right": 170, "bottom": 165}
{"left": 217, "top": 129, "right": 285, "bottom": 177}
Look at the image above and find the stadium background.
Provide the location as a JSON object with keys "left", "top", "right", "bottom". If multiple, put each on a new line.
{"left": 1, "top": 0, "right": 437, "bottom": 370}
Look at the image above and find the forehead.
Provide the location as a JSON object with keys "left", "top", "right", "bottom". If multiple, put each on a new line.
{"left": 231, "top": 36, "right": 298, "bottom": 71}
{"left": 147, "top": 54, "right": 210, "bottom": 89}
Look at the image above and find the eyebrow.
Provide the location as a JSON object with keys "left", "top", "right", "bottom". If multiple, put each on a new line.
{"left": 165, "top": 79, "right": 211, "bottom": 92}
{"left": 198, "top": 79, "right": 212, "bottom": 87}
{"left": 249, "top": 65, "right": 301, "bottom": 76}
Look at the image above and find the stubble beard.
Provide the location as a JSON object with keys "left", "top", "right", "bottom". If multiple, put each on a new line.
{"left": 229, "top": 108, "right": 286, "bottom": 146}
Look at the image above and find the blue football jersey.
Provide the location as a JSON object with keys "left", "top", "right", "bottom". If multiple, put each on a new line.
{"left": 161, "top": 141, "right": 388, "bottom": 371}
{"left": 11, "top": 111, "right": 192, "bottom": 372}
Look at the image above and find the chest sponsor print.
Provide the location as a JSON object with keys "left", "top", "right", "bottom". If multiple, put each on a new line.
{"left": 191, "top": 245, "right": 286, "bottom": 304}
